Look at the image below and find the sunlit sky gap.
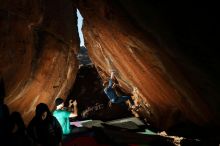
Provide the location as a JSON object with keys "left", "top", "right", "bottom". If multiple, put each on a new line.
{"left": 77, "top": 9, "right": 85, "bottom": 47}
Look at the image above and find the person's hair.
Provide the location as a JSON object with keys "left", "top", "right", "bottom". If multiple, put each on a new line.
{"left": 102, "top": 80, "right": 109, "bottom": 87}
{"left": 0, "top": 77, "right": 6, "bottom": 101}
{"left": 8, "top": 112, "right": 25, "bottom": 133}
{"left": 35, "top": 103, "right": 52, "bottom": 121}
{"left": 55, "top": 98, "right": 64, "bottom": 106}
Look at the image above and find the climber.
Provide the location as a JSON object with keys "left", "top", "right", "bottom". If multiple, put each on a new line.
{"left": 103, "top": 71, "right": 137, "bottom": 109}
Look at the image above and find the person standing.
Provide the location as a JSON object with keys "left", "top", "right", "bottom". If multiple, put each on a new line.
{"left": 53, "top": 98, "right": 78, "bottom": 136}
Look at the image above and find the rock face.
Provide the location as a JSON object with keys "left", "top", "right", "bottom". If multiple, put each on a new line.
{"left": 0, "top": 0, "right": 219, "bottom": 135}
{"left": 0, "top": 0, "right": 79, "bottom": 124}
{"left": 78, "top": 0, "right": 219, "bottom": 131}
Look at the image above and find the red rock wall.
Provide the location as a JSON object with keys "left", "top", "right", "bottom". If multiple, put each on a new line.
{"left": 0, "top": 0, "right": 79, "bottom": 124}
{"left": 0, "top": 0, "right": 218, "bottom": 131}
{"left": 78, "top": 0, "right": 216, "bottom": 129}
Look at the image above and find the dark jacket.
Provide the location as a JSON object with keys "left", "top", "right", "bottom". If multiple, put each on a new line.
{"left": 27, "top": 103, "right": 62, "bottom": 146}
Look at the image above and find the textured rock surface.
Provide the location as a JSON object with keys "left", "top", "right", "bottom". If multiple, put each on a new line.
{"left": 0, "top": 0, "right": 79, "bottom": 124}
{"left": 0, "top": 0, "right": 219, "bottom": 134}
{"left": 78, "top": 0, "right": 219, "bottom": 131}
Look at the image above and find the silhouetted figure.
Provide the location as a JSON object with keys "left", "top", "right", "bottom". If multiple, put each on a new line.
{"left": 27, "top": 103, "right": 62, "bottom": 146}
{"left": 0, "top": 97, "right": 9, "bottom": 127}
{"left": 8, "top": 112, "right": 32, "bottom": 146}
{"left": 0, "top": 77, "right": 9, "bottom": 120}
{"left": 0, "top": 77, "right": 6, "bottom": 100}
{"left": 0, "top": 77, "right": 10, "bottom": 145}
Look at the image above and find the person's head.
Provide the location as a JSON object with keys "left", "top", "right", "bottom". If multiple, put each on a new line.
{"left": 102, "top": 80, "right": 108, "bottom": 87}
{"left": 8, "top": 112, "right": 25, "bottom": 133}
{"left": 0, "top": 77, "right": 6, "bottom": 102}
{"left": 103, "top": 78, "right": 117, "bottom": 87}
{"left": 55, "top": 97, "right": 64, "bottom": 109}
{"left": 35, "top": 103, "right": 51, "bottom": 121}
{"left": 0, "top": 97, "right": 4, "bottom": 105}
